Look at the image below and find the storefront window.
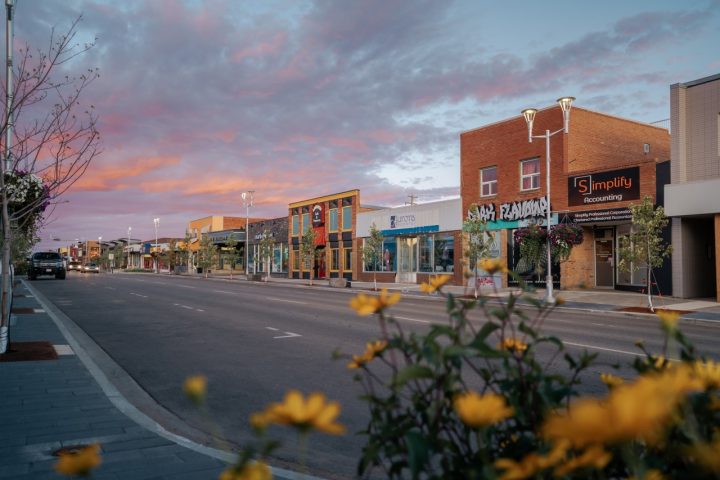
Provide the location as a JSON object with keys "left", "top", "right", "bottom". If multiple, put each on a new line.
{"left": 480, "top": 166, "right": 497, "bottom": 197}
{"left": 343, "top": 248, "right": 352, "bottom": 271}
{"left": 383, "top": 237, "right": 397, "bottom": 272}
{"left": 330, "top": 248, "right": 339, "bottom": 271}
{"left": 342, "top": 206, "right": 352, "bottom": 230}
{"left": 329, "top": 208, "right": 338, "bottom": 231}
{"left": 433, "top": 235, "right": 454, "bottom": 273}
{"left": 419, "top": 235, "right": 434, "bottom": 272}
{"left": 292, "top": 249, "right": 300, "bottom": 270}
{"left": 292, "top": 215, "right": 299, "bottom": 236}
{"left": 301, "top": 213, "right": 310, "bottom": 233}
{"left": 616, "top": 225, "right": 647, "bottom": 286}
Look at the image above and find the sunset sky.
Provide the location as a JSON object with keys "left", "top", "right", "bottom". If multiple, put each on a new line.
{"left": 18, "top": 0, "right": 719, "bottom": 249}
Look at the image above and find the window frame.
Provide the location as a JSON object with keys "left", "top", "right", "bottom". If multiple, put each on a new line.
{"left": 343, "top": 248, "right": 352, "bottom": 271}
{"left": 329, "top": 208, "right": 339, "bottom": 232}
{"left": 291, "top": 214, "right": 299, "bottom": 236}
{"left": 330, "top": 248, "right": 340, "bottom": 271}
{"left": 480, "top": 166, "right": 498, "bottom": 197}
{"left": 520, "top": 158, "right": 541, "bottom": 191}
{"left": 342, "top": 205, "right": 352, "bottom": 230}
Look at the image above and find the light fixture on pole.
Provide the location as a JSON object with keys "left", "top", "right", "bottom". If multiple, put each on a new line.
{"left": 98, "top": 236, "right": 102, "bottom": 262}
{"left": 521, "top": 96, "right": 575, "bottom": 304}
{"left": 241, "top": 191, "right": 254, "bottom": 278}
{"left": 127, "top": 227, "right": 132, "bottom": 269}
{"left": 153, "top": 217, "right": 160, "bottom": 273}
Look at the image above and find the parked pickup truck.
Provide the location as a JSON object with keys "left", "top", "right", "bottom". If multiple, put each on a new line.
{"left": 28, "top": 252, "right": 66, "bottom": 280}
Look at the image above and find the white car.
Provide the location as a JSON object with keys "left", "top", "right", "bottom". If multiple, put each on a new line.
{"left": 83, "top": 263, "right": 100, "bottom": 273}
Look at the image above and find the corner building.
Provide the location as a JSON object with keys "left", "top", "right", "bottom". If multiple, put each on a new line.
{"left": 460, "top": 105, "right": 670, "bottom": 292}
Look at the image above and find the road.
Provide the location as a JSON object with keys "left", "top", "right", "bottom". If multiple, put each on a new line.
{"left": 29, "top": 273, "right": 720, "bottom": 479}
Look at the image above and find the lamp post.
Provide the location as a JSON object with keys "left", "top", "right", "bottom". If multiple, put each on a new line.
{"left": 98, "top": 236, "right": 102, "bottom": 263}
{"left": 241, "top": 191, "right": 254, "bottom": 278}
{"left": 127, "top": 227, "right": 132, "bottom": 269}
{"left": 521, "top": 96, "right": 575, "bottom": 304}
{"left": 153, "top": 217, "right": 160, "bottom": 273}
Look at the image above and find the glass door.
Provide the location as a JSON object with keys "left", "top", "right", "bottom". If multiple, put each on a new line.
{"left": 397, "top": 237, "right": 417, "bottom": 283}
{"left": 595, "top": 232, "right": 614, "bottom": 287}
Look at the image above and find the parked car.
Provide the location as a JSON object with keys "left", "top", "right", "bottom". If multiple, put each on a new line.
{"left": 83, "top": 263, "right": 100, "bottom": 273}
{"left": 67, "top": 261, "right": 82, "bottom": 272}
{"left": 28, "top": 252, "right": 66, "bottom": 280}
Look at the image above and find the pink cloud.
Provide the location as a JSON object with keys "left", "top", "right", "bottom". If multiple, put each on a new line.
{"left": 73, "top": 156, "right": 181, "bottom": 191}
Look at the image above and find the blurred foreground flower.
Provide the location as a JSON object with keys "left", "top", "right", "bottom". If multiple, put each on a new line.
{"left": 600, "top": 373, "right": 624, "bottom": 388}
{"left": 347, "top": 340, "right": 387, "bottom": 369}
{"left": 183, "top": 375, "right": 207, "bottom": 406}
{"left": 657, "top": 309, "right": 681, "bottom": 332}
{"left": 497, "top": 337, "right": 528, "bottom": 354}
{"left": 349, "top": 289, "right": 400, "bottom": 316}
{"left": 251, "top": 390, "right": 345, "bottom": 435}
{"left": 454, "top": 391, "right": 514, "bottom": 428}
{"left": 54, "top": 444, "right": 102, "bottom": 477}
{"left": 419, "top": 275, "right": 451, "bottom": 293}
{"left": 478, "top": 258, "right": 508, "bottom": 274}
{"left": 219, "top": 461, "right": 272, "bottom": 480}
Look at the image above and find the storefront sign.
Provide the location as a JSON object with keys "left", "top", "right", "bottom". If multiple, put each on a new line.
{"left": 390, "top": 214, "right": 416, "bottom": 229}
{"left": 568, "top": 208, "right": 632, "bottom": 224}
{"left": 312, "top": 204, "right": 324, "bottom": 226}
{"left": 467, "top": 197, "right": 548, "bottom": 223}
{"left": 568, "top": 167, "right": 639, "bottom": 206}
{"left": 467, "top": 203, "right": 497, "bottom": 222}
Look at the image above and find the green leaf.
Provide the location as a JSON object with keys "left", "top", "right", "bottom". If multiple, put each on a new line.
{"left": 404, "top": 430, "right": 430, "bottom": 478}
{"left": 392, "top": 365, "right": 434, "bottom": 387}
{"left": 476, "top": 320, "right": 500, "bottom": 341}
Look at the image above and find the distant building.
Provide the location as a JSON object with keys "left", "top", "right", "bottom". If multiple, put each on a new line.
{"left": 665, "top": 73, "right": 720, "bottom": 301}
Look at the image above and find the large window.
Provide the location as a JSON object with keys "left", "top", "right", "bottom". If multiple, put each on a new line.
{"left": 342, "top": 206, "right": 352, "bottom": 230}
{"left": 480, "top": 166, "right": 497, "bottom": 197}
{"left": 434, "top": 235, "right": 455, "bottom": 273}
{"left": 329, "top": 208, "right": 338, "bottom": 231}
{"left": 301, "top": 213, "right": 310, "bottom": 233}
{"left": 330, "top": 248, "right": 339, "bottom": 271}
{"left": 292, "top": 215, "right": 299, "bottom": 236}
{"left": 343, "top": 248, "right": 352, "bottom": 271}
{"left": 363, "top": 237, "right": 397, "bottom": 272}
{"left": 521, "top": 158, "right": 540, "bottom": 191}
{"left": 419, "top": 235, "right": 434, "bottom": 272}
{"left": 292, "top": 249, "right": 300, "bottom": 270}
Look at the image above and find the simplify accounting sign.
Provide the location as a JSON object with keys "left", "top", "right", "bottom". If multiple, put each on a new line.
{"left": 568, "top": 167, "right": 639, "bottom": 207}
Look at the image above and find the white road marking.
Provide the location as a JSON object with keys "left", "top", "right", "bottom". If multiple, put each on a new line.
{"left": 105, "top": 287, "right": 116, "bottom": 290}
{"left": 214, "top": 290, "right": 234, "bottom": 294}
{"left": 591, "top": 323, "right": 607, "bottom": 326}
{"left": 394, "top": 315, "right": 431, "bottom": 324}
{"left": 196, "top": 309, "right": 204, "bottom": 312}
{"left": 265, "top": 297, "right": 307, "bottom": 305}
{"left": 266, "top": 327, "right": 279, "bottom": 331}
{"left": 564, "top": 341, "right": 643, "bottom": 357}
{"left": 150, "top": 281, "right": 167, "bottom": 285}
{"left": 274, "top": 331, "right": 301, "bottom": 339}
{"left": 177, "top": 284, "right": 196, "bottom": 289}
{"left": 130, "top": 293, "right": 148, "bottom": 298}
{"left": 34, "top": 309, "right": 45, "bottom": 313}
{"left": 54, "top": 344, "right": 74, "bottom": 355}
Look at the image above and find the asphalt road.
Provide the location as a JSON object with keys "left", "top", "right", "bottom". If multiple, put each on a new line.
{"left": 30, "top": 273, "right": 720, "bottom": 479}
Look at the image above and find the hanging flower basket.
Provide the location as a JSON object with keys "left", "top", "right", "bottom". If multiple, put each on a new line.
{"left": 548, "top": 223, "right": 584, "bottom": 262}
{"left": 4, "top": 171, "right": 49, "bottom": 234}
{"left": 513, "top": 224, "right": 547, "bottom": 273}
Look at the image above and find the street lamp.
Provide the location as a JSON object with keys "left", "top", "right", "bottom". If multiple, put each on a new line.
{"left": 521, "top": 96, "right": 575, "bottom": 304}
{"left": 153, "top": 217, "right": 160, "bottom": 273}
{"left": 241, "top": 190, "right": 254, "bottom": 278}
{"left": 98, "top": 236, "right": 102, "bottom": 263}
{"left": 127, "top": 227, "right": 132, "bottom": 269}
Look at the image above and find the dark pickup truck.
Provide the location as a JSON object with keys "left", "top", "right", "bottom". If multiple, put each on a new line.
{"left": 28, "top": 252, "right": 66, "bottom": 280}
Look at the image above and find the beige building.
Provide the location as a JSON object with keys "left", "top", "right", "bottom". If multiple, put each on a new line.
{"left": 665, "top": 73, "right": 720, "bottom": 301}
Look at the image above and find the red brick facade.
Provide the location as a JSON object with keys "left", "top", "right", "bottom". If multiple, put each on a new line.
{"left": 460, "top": 106, "right": 670, "bottom": 289}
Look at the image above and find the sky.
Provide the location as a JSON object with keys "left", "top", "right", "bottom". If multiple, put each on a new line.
{"left": 15, "top": 0, "right": 719, "bottom": 249}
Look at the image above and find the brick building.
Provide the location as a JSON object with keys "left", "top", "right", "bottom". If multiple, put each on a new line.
{"left": 460, "top": 105, "right": 670, "bottom": 292}
{"left": 665, "top": 73, "right": 720, "bottom": 301}
{"left": 289, "top": 190, "right": 372, "bottom": 281}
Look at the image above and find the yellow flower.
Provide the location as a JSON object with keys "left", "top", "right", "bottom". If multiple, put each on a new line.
{"left": 657, "top": 309, "right": 681, "bottom": 331}
{"left": 54, "top": 444, "right": 102, "bottom": 476}
{"left": 688, "top": 438, "right": 720, "bottom": 472}
{"left": 600, "top": 373, "right": 624, "bottom": 388}
{"left": 497, "top": 337, "right": 528, "bottom": 354}
{"left": 251, "top": 390, "right": 345, "bottom": 435}
{"left": 553, "top": 445, "right": 612, "bottom": 477}
{"left": 347, "top": 340, "right": 387, "bottom": 369}
{"left": 495, "top": 440, "right": 569, "bottom": 480}
{"left": 219, "top": 461, "right": 272, "bottom": 480}
{"left": 419, "top": 275, "right": 451, "bottom": 293}
{"left": 478, "top": 258, "right": 509, "bottom": 274}
{"left": 554, "top": 296, "right": 566, "bottom": 306}
{"left": 349, "top": 289, "right": 400, "bottom": 316}
{"left": 183, "top": 375, "right": 207, "bottom": 405}
{"left": 627, "top": 470, "right": 666, "bottom": 480}
{"left": 708, "top": 395, "right": 720, "bottom": 411}
{"left": 454, "top": 391, "right": 514, "bottom": 428}
{"left": 693, "top": 360, "right": 720, "bottom": 389}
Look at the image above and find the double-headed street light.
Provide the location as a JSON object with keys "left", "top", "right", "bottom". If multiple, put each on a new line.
{"left": 153, "top": 217, "right": 160, "bottom": 273}
{"left": 241, "top": 191, "right": 254, "bottom": 277}
{"left": 521, "top": 96, "right": 575, "bottom": 304}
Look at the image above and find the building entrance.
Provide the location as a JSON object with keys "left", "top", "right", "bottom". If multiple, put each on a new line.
{"left": 595, "top": 229, "right": 614, "bottom": 288}
{"left": 397, "top": 237, "right": 417, "bottom": 283}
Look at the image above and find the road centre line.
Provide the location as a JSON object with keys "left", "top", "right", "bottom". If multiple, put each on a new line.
{"left": 394, "top": 315, "right": 431, "bottom": 324}
{"left": 265, "top": 296, "right": 308, "bottom": 305}
{"left": 266, "top": 327, "right": 279, "bottom": 331}
{"left": 564, "top": 341, "right": 643, "bottom": 357}
{"left": 176, "top": 284, "right": 196, "bottom": 289}
{"left": 214, "top": 290, "right": 234, "bottom": 294}
{"left": 130, "top": 292, "right": 148, "bottom": 298}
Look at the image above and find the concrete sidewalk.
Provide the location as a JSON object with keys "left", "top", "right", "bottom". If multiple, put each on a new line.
{"left": 0, "top": 280, "right": 315, "bottom": 480}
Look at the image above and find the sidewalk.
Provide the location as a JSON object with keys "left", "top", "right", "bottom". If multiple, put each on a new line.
{"left": 0, "top": 280, "right": 314, "bottom": 480}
